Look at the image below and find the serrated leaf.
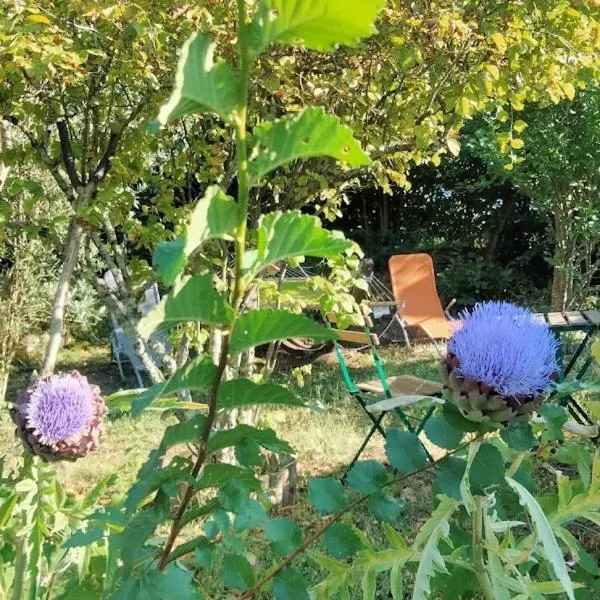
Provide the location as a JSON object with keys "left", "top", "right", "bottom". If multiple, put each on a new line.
{"left": 111, "top": 563, "right": 204, "bottom": 600}
{"left": 63, "top": 527, "right": 105, "bottom": 548}
{"left": 435, "top": 457, "right": 467, "bottom": 501}
{"left": 324, "top": 523, "right": 363, "bottom": 559}
{"left": 207, "top": 424, "right": 293, "bottom": 456}
{"left": 367, "top": 493, "right": 405, "bottom": 523}
{"left": 273, "top": 568, "right": 310, "bottom": 600}
{"left": 161, "top": 414, "right": 207, "bottom": 450}
{"left": 132, "top": 355, "right": 215, "bottom": 416}
{"left": 468, "top": 443, "right": 505, "bottom": 495}
{"left": 196, "top": 464, "right": 260, "bottom": 491}
{"left": 222, "top": 553, "right": 255, "bottom": 591}
{"left": 265, "top": 518, "right": 303, "bottom": 556}
{"left": 247, "top": 211, "right": 352, "bottom": 276}
{"left": 500, "top": 420, "right": 537, "bottom": 451}
{"left": 248, "top": 0, "right": 385, "bottom": 56}
{"left": 345, "top": 460, "right": 388, "bottom": 494}
{"left": 308, "top": 477, "right": 347, "bottom": 513}
{"left": 217, "top": 378, "right": 305, "bottom": 410}
{"left": 249, "top": 107, "right": 369, "bottom": 182}
{"left": 412, "top": 496, "right": 459, "bottom": 600}
{"left": 157, "top": 33, "right": 239, "bottom": 124}
{"left": 194, "top": 540, "right": 214, "bottom": 569}
{"left": 138, "top": 275, "right": 234, "bottom": 339}
{"left": 539, "top": 404, "right": 568, "bottom": 441}
{"left": 230, "top": 309, "right": 332, "bottom": 354}
{"left": 506, "top": 477, "right": 575, "bottom": 600}
{"left": 154, "top": 186, "right": 239, "bottom": 285}
{"left": 385, "top": 429, "right": 428, "bottom": 472}
{"left": 424, "top": 413, "right": 464, "bottom": 450}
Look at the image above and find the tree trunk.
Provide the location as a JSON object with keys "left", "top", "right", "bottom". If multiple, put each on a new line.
{"left": 550, "top": 199, "right": 572, "bottom": 311}
{"left": 40, "top": 219, "right": 85, "bottom": 377}
{"left": 484, "top": 197, "right": 514, "bottom": 265}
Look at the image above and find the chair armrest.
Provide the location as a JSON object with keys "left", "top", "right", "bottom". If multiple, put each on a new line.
{"left": 444, "top": 298, "right": 457, "bottom": 319}
{"left": 366, "top": 395, "right": 443, "bottom": 413}
{"left": 369, "top": 300, "right": 405, "bottom": 309}
{"left": 563, "top": 420, "right": 599, "bottom": 438}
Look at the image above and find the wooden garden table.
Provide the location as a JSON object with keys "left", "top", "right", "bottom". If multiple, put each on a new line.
{"left": 532, "top": 310, "right": 600, "bottom": 428}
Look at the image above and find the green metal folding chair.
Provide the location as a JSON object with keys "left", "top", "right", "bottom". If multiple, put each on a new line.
{"left": 326, "top": 317, "right": 444, "bottom": 479}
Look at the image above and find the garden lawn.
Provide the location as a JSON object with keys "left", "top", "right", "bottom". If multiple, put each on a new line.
{"left": 2, "top": 342, "right": 441, "bottom": 497}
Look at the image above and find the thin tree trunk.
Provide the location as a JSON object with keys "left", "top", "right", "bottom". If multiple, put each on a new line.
{"left": 550, "top": 199, "right": 571, "bottom": 311}
{"left": 40, "top": 219, "right": 85, "bottom": 377}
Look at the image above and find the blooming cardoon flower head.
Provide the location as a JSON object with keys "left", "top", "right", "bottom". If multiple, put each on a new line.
{"left": 12, "top": 371, "right": 106, "bottom": 461}
{"left": 440, "top": 301, "right": 558, "bottom": 424}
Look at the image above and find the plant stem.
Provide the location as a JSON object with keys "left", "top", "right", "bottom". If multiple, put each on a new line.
{"left": 472, "top": 496, "right": 495, "bottom": 600}
{"left": 240, "top": 434, "right": 484, "bottom": 599}
{"left": 158, "top": 0, "right": 252, "bottom": 570}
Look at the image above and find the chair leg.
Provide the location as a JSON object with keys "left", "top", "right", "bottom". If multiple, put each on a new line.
{"left": 341, "top": 412, "right": 386, "bottom": 483}
{"left": 114, "top": 344, "right": 125, "bottom": 382}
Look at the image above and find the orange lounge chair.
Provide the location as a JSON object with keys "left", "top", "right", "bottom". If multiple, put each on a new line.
{"left": 388, "top": 253, "right": 456, "bottom": 340}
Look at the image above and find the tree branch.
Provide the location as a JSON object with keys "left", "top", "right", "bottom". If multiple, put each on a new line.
{"left": 56, "top": 119, "right": 82, "bottom": 188}
{"left": 239, "top": 434, "right": 485, "bottom": 598}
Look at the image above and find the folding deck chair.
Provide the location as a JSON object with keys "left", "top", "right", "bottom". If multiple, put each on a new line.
{"left": 388, "top": 253, "right": 456, "bottom": 341}
{"left": 327, "top": 317, "right": 444, "bottom": 479}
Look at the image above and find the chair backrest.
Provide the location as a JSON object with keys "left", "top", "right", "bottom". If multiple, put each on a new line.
{"left": 388, "top": 253, "right": 451, "bottom": 339}
{"left": 326, "top": 316, "right": 393, "bottom": 398}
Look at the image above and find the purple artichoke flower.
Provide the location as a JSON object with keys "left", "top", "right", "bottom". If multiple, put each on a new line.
{"left": 12, "top": 371, "right": 106, "bottom": 461}
{"left": 440, "top": 301, "right": 558, "bottom": 423}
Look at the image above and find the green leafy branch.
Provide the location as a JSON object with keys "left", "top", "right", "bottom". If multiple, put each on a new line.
{"left": 239, "top": 434, "right": 484, "bottom": 599}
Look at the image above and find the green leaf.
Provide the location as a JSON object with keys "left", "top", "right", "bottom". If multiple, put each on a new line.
{"left": 345, "top": 460, "right": 388, "bottom": 494}
{"left": 324, "top": 523, "right": 363, "bottom": 559}
{"left": 154, "top": 238, "right": 186, "bottom": 287}
{"left": 500, "top": 420, "right": 537, "bottom": 450}
{"left": 367, "top": 493, "right": 405, "bottom": 523}
{"left": 435, "top": 457, "right": 467, "bottom": 501}
{"left": 132, "top": 355, "right": 215, "bottom": 416}
{"left": 249, "top": 107, "right": 369, "bottom": 182}
{"left": 424, "top": 414, "right": 464, "bottom": 450}
{"left": 539, "top": 404, "right": 569, "bottom": 441}
{"left": 230, "top": 309, "right": 332, "bottom": 354}
{"left": 157, "top": 33, "right": 239, "bottom": 124}
{"left": 196, "top": 464, "right": 260, "bottom": 491}
{"left": 193, "top": 539, "right": 214, "bottom": 569}
{"left": 506, "top": 477, "right": 575, "bottom": 600}
{"left": 412, "top": 496, "right": 459, "bottom": 600}
{"left": 273, "top": 568, "right": 310, "bottom": 600}
{"left": 385, "top": 429, "right": 428, "bottom": 472}
{"left": 154, "top": 186, "right": 239, "bottom": 285}
{"left": 308, "top": 477, "right": 347, "bottom": 513}
{"left": 112, "top": 563, "right": 204, "bottom": 600}
{"left": 207, "top": 424, "right": 294, "bottom": 456}
{"left": 248, "top": 0, "right": 386, "bottom": 56}
{"left": 222, "top": 553, "right": 255, "bottom": 591}
{"left": 161, "top": 414, "right": 207, "bottom": 450}
{"left": 63, "top": 527, "right": 105, "bottom": 549}
{"left": 390, "top": 563, "right": 404, "bottom": 600}
{"left": 362, "top": 568, "right": 377, "bottom": 600}
{"left": 469, "top": 443, "right": 505, "bottom": 495}
{"left": 264, "top": 517, "right": 303, "bottom": 556}
{"left": 218, "top": 378, "right": 305, "bottom": 410}
{"left": 138, "top": 275, "right": 234, "bottom": 339}
{"left": 247, "top": 211, "right": 352, "bottom": 275}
